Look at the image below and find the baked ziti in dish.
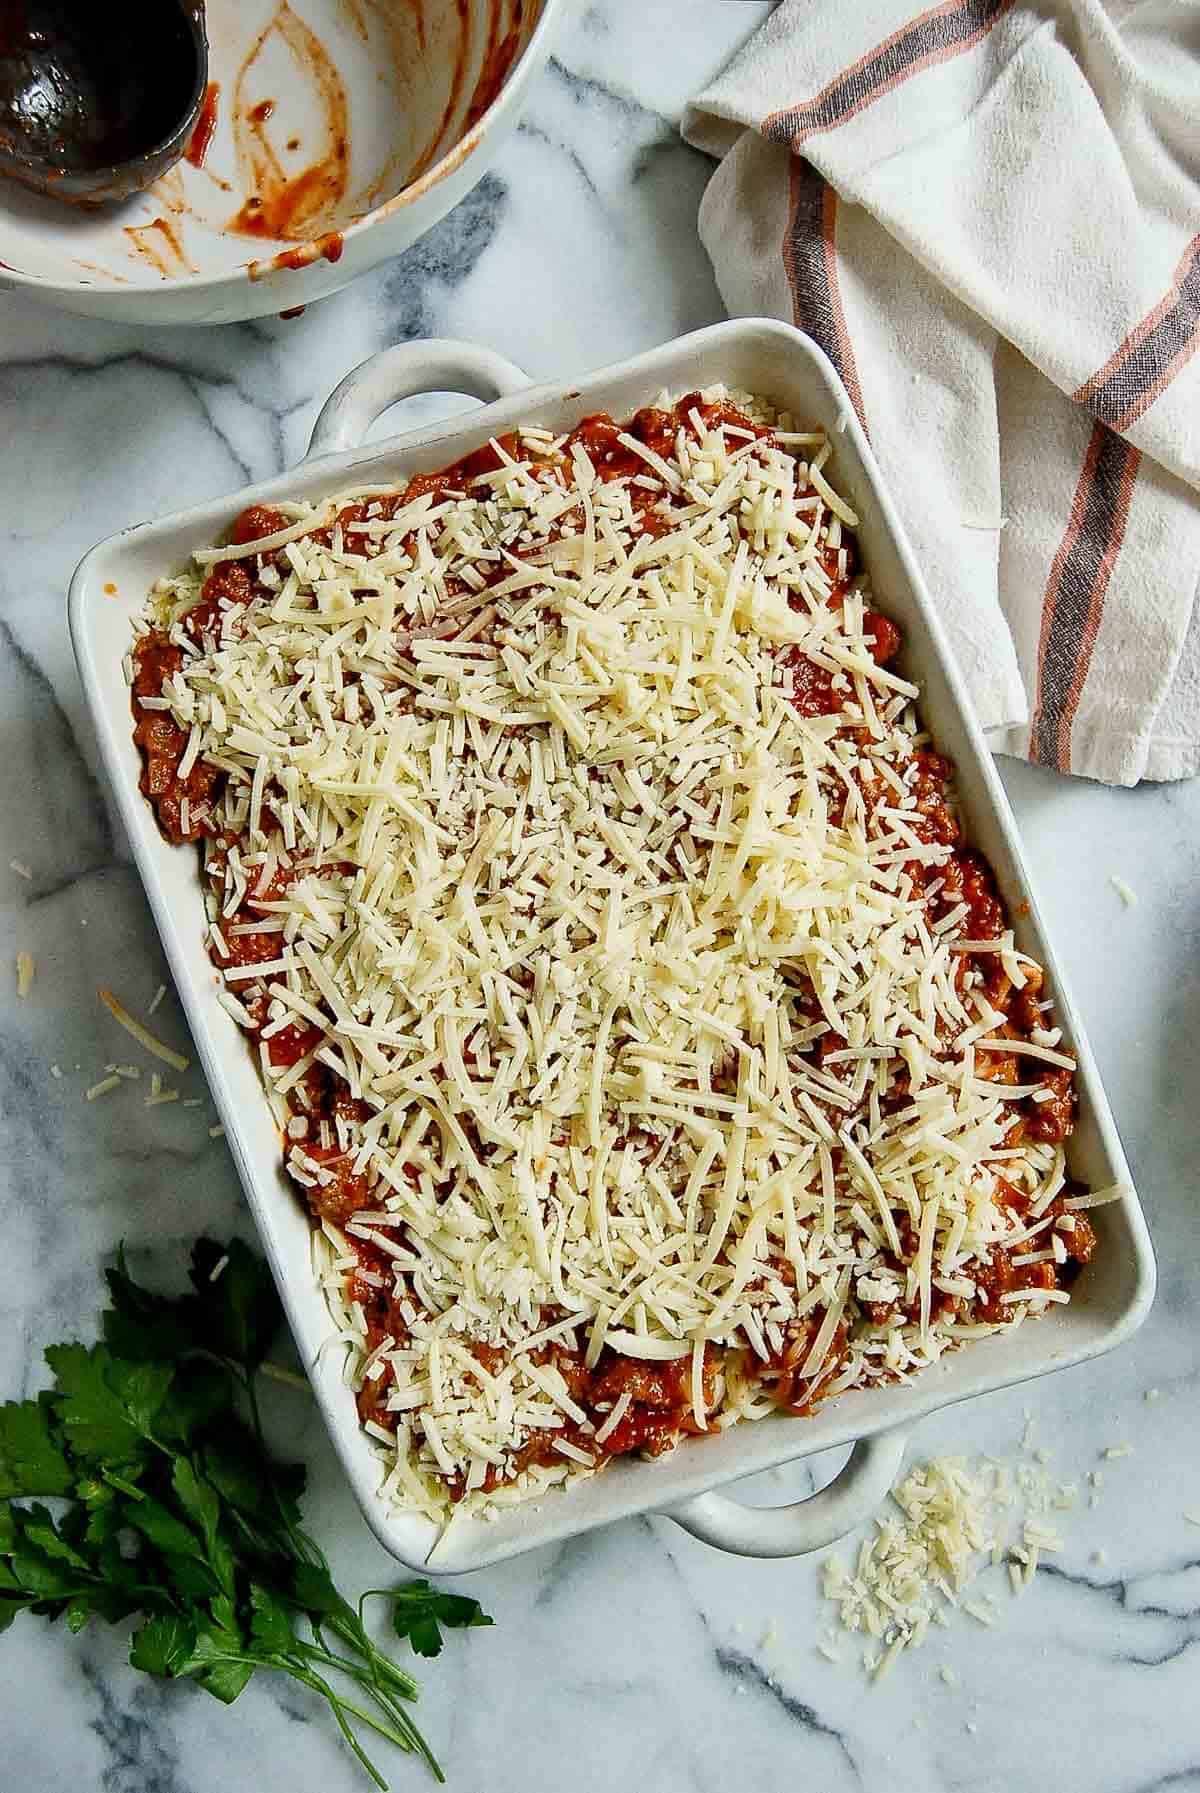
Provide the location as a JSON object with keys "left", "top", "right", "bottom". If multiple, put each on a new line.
{"left": 129, "top": 388, "right": 1105, "bottom": 1523}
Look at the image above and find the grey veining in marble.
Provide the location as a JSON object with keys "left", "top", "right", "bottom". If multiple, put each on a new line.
{"left": 2, "top": 3, "right": 1199, "bottom": 1789}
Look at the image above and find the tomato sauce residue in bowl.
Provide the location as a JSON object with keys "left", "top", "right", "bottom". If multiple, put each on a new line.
{"left": 226, "top": 2, "right": 349, "bottom": 242}
{"left": 123, "top": 214, "right": 196, "bottom": 276}
{"left": 228, "top": 0, "right": 533, "bottom": 249}
{"left": 463, "top": 0, "right": 529, "bottom": 133}
{"left": 186, "top": 82, "right": 221, "bottom": 169}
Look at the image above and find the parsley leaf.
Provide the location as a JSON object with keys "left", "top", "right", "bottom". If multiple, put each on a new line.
{"left": 123, "top": 1493, "right": 208, "bottom": 1567}
{"left": 44, "top": 1345, "right": 162, "bottom": 1464}
{"left": 130, "top": 1613, "right": 197, "bottom": 1677}
{"left": 188, "top": 1238, "right": 280, "bottom": 1370}
{"left": 106, "top": 1239, "right": 282, "bottom": 1376}
{"left": 192, "top": 1651, "right": 255, "bottom": 1706}
{"left": 131, "top": 1612, "right": 256, "bottom": 1703}
{"left": 182, "top": 1621, "right": 255, "bottom": 1704}
{"left": 391, "top": 1581, "right": 494, "bottom": 1659}
{"left": 103, "top": 1252, "right": 198, "bottom": 1364}
{"left": 0, "top": 1395, "right": 73, "bottom": 1498}
{"left": 18, "top": 1510, "right": 91, "bottom": 1574}
{"left": 292, "top": 1558, "right": 355, "bottom": 1624}
{"left": 156, "top": 1361, "right": 232, "bottom": 1450}
{"left": 202, "top": 1428, "right": 305, "bottom": 1530}
{"left": 170, "top": 1457, "right": 221, "bottom": 1556}
{"left": 248, "top": 1583, "right": 296, "bottom": 1655}
{"left": 0, "top": 1237, "right": 494, "bottom": 1786}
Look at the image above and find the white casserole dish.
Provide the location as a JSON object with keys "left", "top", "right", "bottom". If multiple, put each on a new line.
{"left": 68, "top": 319, "right": 1156, "bottom": 1572}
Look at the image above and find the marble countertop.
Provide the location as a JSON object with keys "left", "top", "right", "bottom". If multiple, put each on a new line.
{"left": 2, "top": 4, "right": 1197, "bottom": 1789}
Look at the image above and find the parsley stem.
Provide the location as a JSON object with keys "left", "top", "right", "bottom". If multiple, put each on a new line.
{"left": 287, "top": 1659, "right": 441, "bottom": 1788}
{"left": 288, "top": 1664, "right": 391, "bottom": 1792}
{"left": 296, "top": 1635, "right": 438, "bottom": 1776}
{"left": 296, "top": 1638, "right": 400, "bottom": 1690}
{"left": 326, "top": 1613, "right": 420, "bottom": 1700}
{"left": 257, "top": 1360, "right": 311, "bottom": 1392}
{"left": 238, "top": 1363, "right": 321, "bottom": 1568}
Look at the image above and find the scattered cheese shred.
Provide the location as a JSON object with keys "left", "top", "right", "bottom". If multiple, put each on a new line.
{"left": 15, "top": 951, "right": 34, "bottom": 998}
{"left": 98, "top": 987, "right": 190, "bottom": 1072}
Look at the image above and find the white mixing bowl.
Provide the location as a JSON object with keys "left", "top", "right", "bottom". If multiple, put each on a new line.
{"left": 0, "top": 0, "right": 564, "bottom": 325}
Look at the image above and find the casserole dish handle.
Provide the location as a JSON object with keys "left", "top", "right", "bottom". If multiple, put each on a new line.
{"left": 662, "top": 1429, "right": 907, "bottom": 1558}
{"left": 308, "top": 339, "right": 531, "bottom": 458}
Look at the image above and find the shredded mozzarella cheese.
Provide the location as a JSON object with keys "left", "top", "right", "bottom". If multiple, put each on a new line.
{"left": 132, "top": 386, "right": 1092, "bottom": 1523}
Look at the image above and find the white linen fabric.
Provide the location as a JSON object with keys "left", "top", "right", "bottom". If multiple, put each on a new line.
{"left": 684, "top": 0, "right": 1200, "bottom": 783}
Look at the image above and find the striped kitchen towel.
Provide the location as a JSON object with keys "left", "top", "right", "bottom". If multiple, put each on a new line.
{"left": 684, "top": 0, "right": 1200, "bottom": 784}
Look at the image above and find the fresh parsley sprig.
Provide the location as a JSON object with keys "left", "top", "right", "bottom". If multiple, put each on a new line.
{"left": 0, "top": 1239, "right": 491, "bottom": 1788}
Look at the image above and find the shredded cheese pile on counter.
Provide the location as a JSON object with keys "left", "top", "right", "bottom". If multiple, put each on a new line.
{"left": 818, "top": 1441, "right": 1086, "bottom": 1678}
{"left": 132, "top": 387, "right": 1091, "bottom": 1522}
